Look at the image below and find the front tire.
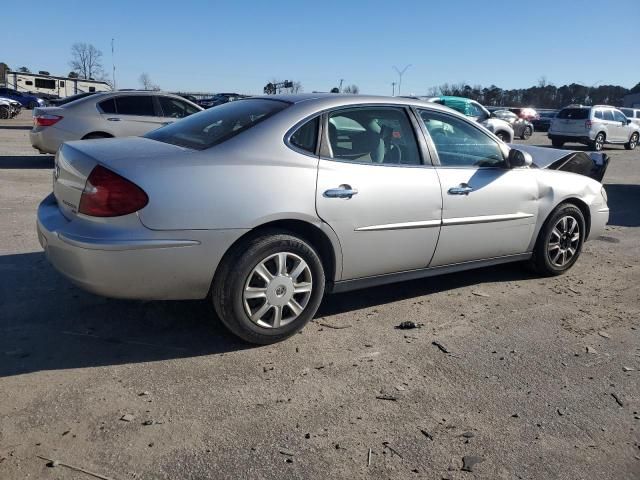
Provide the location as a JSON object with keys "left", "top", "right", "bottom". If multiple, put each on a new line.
{"left": 496, "top": 131, "right": 508, "bottom": 142}
{"left": 529, "top": 203, "right": 585, "bottom": 276}
{"left": 212, "top": 232, "right": 325, "bottom": 344}
{"left": 551, "top": 139, "right": 564, "bottom": 148}
{"left": 27, "top": 101, "right": 38, "bottom": 109}
{"left": 521, "top": 126, "right": 532, "bottom": 140}
{"left": 625, "top": 132, "right": 638, "bottom": 150}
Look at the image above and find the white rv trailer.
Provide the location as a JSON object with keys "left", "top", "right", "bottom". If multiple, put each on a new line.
{"left": 4, "top": 71, "right": 111, "bottom": 98}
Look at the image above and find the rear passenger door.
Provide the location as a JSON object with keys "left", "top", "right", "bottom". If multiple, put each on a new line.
{"left": 98, "top": 95, "right": 165, "bottom": 137}
{"left": 315, "top": 106, "right": 443, "bottom": 280}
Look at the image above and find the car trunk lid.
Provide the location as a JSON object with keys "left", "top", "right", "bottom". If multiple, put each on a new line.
{"left": 52, "top": 137, "right": 190, "bottom": 221}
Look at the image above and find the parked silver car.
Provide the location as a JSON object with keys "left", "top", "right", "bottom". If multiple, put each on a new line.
{"left": 37, "top": 94, "right": 609, "bottom": 344}
{"left": 30, "top": 90, "right": 203, "bottom": 154}
{"left": 548, "top": 105, "right": 640, "bottom": 151}
{"left": 620, "top": 107, "right": 640, "bottom": 127}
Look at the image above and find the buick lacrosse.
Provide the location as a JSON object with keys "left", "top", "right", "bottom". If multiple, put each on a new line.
{"left": 37, "top": 94, "right": 609, "bottom": 344}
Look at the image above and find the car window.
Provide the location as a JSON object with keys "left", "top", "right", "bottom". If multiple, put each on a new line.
{"left": 594, "top": 110, "right": 604, "bottom": 120}
{"left": 620, "top": 108, "right": 633, "bottom": 117}
{"left": 603, "top": 110, "right": 614, "bottom": 121}
{"left": 98, "top": 98, "right": 117, "bottom": 114}
{"left": 327, "top": 107, "right": 421, "bottom": 165}
{"left": 467, "top": 102, "right": 483, "bottom": 117}
{"left": 115, "top": 95, "right": 156, "bottom": 116}
{"left": 145, "top": 98, "right": 289, "bottom": 150}
{"left": 418, "top": 109, "right": 504, "bottom": 168}
{"left": 158, "top": 96, "right": 200, "bottom": 118}
{"left": 557, "top": 108, "right": 589, "bottom": 120}
{"left": 636, "top": 111, "right": 640, "bottom": 119}
{"left": 289, "top": 116, "right": 319, "bottom": 154}
{"left": 613, "top": 110, "right": 627, "bottom": 122}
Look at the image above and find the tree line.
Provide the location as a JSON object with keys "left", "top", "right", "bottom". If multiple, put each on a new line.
{"left": 427, "top": 79, "right": 640, "bottom": 109}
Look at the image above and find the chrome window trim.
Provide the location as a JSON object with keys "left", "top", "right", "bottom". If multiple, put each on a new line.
{"left": 283, "top": 113, "right": 323, "bottom": 159}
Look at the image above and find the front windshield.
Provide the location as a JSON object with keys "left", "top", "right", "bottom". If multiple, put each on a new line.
{"left": 145, "top": 98, "right": 289, "bottom": 150}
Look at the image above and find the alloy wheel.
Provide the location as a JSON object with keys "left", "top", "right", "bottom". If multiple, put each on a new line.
{"left": 630, "top": 134, "right": 638, "bottom": 149}
{"left": 594, "top": 134, "right": 604, "bottom": 151}
{"left": 242, "top": 252, "right": 313, "bottom": 328}
{"left": 547, "top": 216, "right": 580, "bottom": 267}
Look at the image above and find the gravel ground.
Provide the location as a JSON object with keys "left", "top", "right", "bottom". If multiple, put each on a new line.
{"left": 1, "top": 111, "right": 639, "bottom": 479}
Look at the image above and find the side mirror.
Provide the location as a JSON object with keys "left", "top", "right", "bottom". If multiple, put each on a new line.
{"left": 507, "top": 148, "right": 533, "bottom": 168}
{"left": 627, "top": 119, "right": 632, "bottom": 125}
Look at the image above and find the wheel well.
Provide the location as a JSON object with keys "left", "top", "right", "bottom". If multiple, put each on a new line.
{"left": 82, "top": 131, "right": 113, "bottom": 139}
{"left": 562, "top": 198, "right": 591, "bottom": 238}
{"left": 596, "top": 131, "right": 606, "bottom": 140}
{"left": 214, "top": 219, "right": 337, "bottom": 286}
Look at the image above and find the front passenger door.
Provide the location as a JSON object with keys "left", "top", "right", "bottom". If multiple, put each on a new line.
{"left": 417, "top": 109, "right": 539, "bottom": 267}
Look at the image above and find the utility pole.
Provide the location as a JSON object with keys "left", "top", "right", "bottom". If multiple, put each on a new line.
{"left": 111, "top": 38, "right": 116, "bottom": 90}
{"left": 339, "top": 78, "right": 344, "bottom": 93}
{"left": 391, "top": 82, "right": 396, "bottom": 96}
{"left": 392, "top": 64, "right": 411, "bottom": 96}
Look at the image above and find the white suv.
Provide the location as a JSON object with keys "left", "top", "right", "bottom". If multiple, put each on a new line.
{"left": 548, "top": 105, "right": 640, "bottom": 151}
{"left": 30, "top": 91, "right": 203, "bottom": 154}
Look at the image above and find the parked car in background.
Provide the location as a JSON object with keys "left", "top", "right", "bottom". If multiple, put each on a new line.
{"left": 532, "top": 110, "right": 557, "bottom": 132}
{"left": 0, "top": 87, "right": 45, "bottom": 109}
{"left": 548, "top": 105, "right": 640, "bottom": 151}
{"left": 200, "top": 93, "right": 247, "bottom": 108}
{"left": 620, "top": 108, "right": 640, "bottom": 127}
{"left": 48, "top": 92, "right": 98, "bottom": 107}
{"left": 509, "top": 107, "right": 539, "bottom": 121}
{"left": 30, "top": 90, "right": 203, "bottom": 154}
{"left": 423, "top": 96, "right": 514, "bottom": 142}
{"left": 492, "top": 109, "right": 534, "bottom": 139}
{"left": 0, "top": 97, "right": 22, "bottom": 118}
{"left": 37, "top": 94, "right": 609, "bottom": 344}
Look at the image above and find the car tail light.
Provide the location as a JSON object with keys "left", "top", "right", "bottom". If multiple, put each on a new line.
{"left": 34, "top": 114, "right": 63, "bottom": 127}
{"left": 585, "top": 120, "right": 593, "bottom": 129}
{"left": 78, "top": 165, "right": 148, "bottom": 217}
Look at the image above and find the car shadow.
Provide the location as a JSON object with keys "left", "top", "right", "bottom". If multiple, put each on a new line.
{"left": 1, "top": 250, "right": 537, "bottom": 377}
{"left": 604, "top": 184, "right": 640, "bottom": 227}
{"left": 0, "top": 125, "right": 32, "bottom": 130}
{"left": 0, "top": 155, "right": 54, "bottom": 169}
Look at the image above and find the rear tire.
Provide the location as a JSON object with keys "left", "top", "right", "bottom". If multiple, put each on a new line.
{"left": 625, "top": 132, "right": 638, "bottom": 150}
{"left": 0, "top": 106, "right": 9, "bottom": 119}
{"left": 590, "top": 132, "right": 605, "bottom": 151}
{"left": 496, "top": 131, "right": 508, "bottom": 142}
{"left": 27, "top": 101, "right": 38, "bottom": 109}
{"left": 551, "top": 139, "right": 564, "bottom": 148}
{"left": 212, "top": 231, "right": 325, "bottom": 344}
{"left": 528, "top": 203, "right": 585, "bottom": 276}
{"left": 521, "top": 126, "right": 532, "bottom": 140}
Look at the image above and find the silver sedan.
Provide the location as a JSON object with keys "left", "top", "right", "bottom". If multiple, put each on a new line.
{"left": 37, "top": 94, "right": 609, "bottom": 344}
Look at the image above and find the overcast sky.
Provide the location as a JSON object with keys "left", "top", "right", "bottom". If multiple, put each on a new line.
{"left": 3, "top": 0, "right": 638, "bottom": 95}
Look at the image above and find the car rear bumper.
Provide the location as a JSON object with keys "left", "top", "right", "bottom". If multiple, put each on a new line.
{"left": 588, "top": 206, "right": 609, "bottom": 241}
{"left": 547, "top": 133, "right": 594, "bottom": 144}
{"left": 37, "top": 193, "right": 246, "bottom": 300}
{"left": 29, "top": 126, "right": 74, "bottom": 154}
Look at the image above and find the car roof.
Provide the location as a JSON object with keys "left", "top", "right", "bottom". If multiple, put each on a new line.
{"left": 249, "top": 93, "right": 456, "bottom": 112}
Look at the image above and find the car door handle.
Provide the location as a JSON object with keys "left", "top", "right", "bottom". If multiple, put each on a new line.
{"left": 106, "top": 117, "right": 121, "bottom": 122}
{"left": 448, "top": 184, "right": 474, "bottom": 195}
{"left": 324, "top": 185, "right": 358, "bottom": 199}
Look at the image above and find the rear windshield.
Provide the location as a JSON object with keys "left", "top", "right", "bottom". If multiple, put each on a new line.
{"left": 145, "top": 98, "right": 289, "bottom": 150}
{"left": 557, "top": 108, "right": 589, "bottom": 120}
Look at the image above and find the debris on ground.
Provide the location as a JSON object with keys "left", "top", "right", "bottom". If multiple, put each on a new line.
{"left": 279, "top": 448, "right": 294, "bottom": 456}
{"left": 382, "top": 441, "right": 403, "bottom": 458}
{"left": 395, "top": 321, "right": 422, "bottom": 330}
{"left": 38, "top": 455, "right": 115, "bottom": 480}
{"left": 376, "top": 394, "right": 397, "bottom": 401}
{"left": 420, "top": 429, "right": 434, "bottom": 440}
{"left": 432, "top": 341, "right": 450, "bottom": 354}
{"left": 138, "top": 391, "right": 151, "bottom": 396}
{"left": 623, "top": 366, "right": 635, "bottom": 372}
{"left": 612, "top": 393, "right": 624, "bottom": 407}
{"left": 461, "top": 431, "right": 475, "bottom": 438}
{"left": 461, "top": 455, "right": 485, "bottom": 472}
{"left": 142, "top": 420, "right": 154, "bottom": 426}
{"left": 120, "top": 414, "right": 135, "bottom": 422}
{"left": 471, "top": 291, "right": 491, "bottom": 297}
{"left": 557, "top": 408, "right": 566, "bottom": 416}
{"left": 586, "top": 346, "right": 598, "bottom": 354}
{"left": 598, "top": 331, "right": 611, "bottom": 339}
{"left": 367, "top": 448, "right": 372, "bottom": 466}
{"left": 317, "top": 321, "right": 351, "bottom": 329}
